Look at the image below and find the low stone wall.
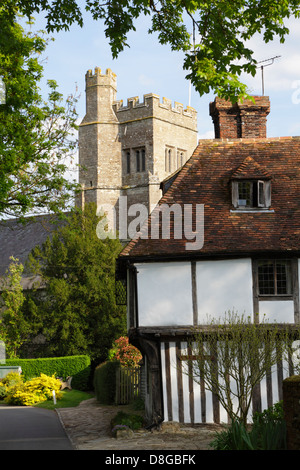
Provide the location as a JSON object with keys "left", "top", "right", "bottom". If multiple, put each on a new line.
{"left": 283, "top": 375, "right": 300, "bottom": 450}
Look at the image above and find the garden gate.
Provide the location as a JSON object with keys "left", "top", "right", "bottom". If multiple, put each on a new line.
{"left": 115, "top": 366, "right": 140, "bottom": 404}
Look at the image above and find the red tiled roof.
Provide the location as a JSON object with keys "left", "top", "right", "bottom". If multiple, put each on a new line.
{"left": 231, "top": 156, "right": 272, "bottom": 180}
{"left": 120, "top": 137, "right": 300, "bottom": 260}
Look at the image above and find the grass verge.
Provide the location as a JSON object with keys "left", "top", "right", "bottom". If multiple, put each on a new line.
{"left": 34, "top": 389, "right": 94, "bottom": 410}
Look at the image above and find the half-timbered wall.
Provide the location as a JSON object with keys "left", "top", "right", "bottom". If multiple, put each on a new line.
{"left": 160, "top": 340, "right": 294, "bottom": 424}
{"left": 135, "top": 258, "right": 300, "bottom": 327}
{"left": 133, "top": 258, "right": 300, "bottom": 423}
{"left": 136, "top": 259, "right": 254, "bottom": 327}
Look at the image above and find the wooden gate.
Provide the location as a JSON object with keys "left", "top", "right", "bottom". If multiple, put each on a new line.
{"left": 115, "top": 367, "right": 140, "bottom": 404}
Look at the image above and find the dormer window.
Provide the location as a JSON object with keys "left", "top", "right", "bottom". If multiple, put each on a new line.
{"left": 232, "top": 179, "right": 271, "bottom": 210}
{"left": 230, "top": 156, "right": 272, "bottom": 210}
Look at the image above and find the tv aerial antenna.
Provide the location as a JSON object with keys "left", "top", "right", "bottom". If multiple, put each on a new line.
{"left": 257, "top": 55, "right": 281, "bottom": 95}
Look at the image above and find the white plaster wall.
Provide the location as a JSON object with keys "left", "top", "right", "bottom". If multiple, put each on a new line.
{"left": 196, "top": 258, "right": 254, "bottom": 323}
{"left": 258, "top": 300, "right": 294, "bottom": 323}
{"left": 137, "top": 262, "right": 193, "bottom": 326}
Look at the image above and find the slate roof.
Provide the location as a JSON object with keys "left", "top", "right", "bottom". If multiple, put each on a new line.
{"left": 0, "top": 214, "right": 67, "bottom": 284}
{"left": 120, "top": 136, "right": 300, "bottom": 261}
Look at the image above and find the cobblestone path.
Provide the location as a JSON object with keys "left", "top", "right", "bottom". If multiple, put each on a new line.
{"left": 57, "top": 398, "right": 223, "bottom": 450}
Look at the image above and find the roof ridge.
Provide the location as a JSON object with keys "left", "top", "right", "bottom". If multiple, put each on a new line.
{"left": 196, "top": 136, "right": 300, "bottom": 145}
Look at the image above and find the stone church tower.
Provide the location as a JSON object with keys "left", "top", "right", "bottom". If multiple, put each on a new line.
{"left": 78, "top": 67, "right": 198, "bottom": 236}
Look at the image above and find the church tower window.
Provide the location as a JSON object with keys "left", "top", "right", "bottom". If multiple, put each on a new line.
{"left": 126, "top": 151, "right": 131, "bottom": 174}
{"left": 136, "top": 148, "right": 146, "bottom": 172}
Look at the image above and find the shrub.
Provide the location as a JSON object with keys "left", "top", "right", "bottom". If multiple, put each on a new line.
{"left": 108, "top": 337, "right": 142, "bottom": 368}
{"left": 209, "top": 420, "right": 255, "bottom": 450}
{"left": 4, "top": 373, "right": 62, "bottom": 406}
{"left": 251, "top": 402, "right": 286, "bottom": 450}
{"left": 210, "top": 402, "right": 286, "bottom": 450}
{"left": 5, "top": 355, "right": 91, "bottom": 390}
{"left": 93, "top": 361, "right": 119, "bottom": 404}
{"left": 0, "top": 372, "right": 23, "bottom": 399}
{"left": 111, "top": 411, "right": 144, "bottom": 431}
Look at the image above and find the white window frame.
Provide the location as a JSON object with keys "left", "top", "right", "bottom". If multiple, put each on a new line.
{"left": 232, "top": 179, "right": 271, "bottom": 210}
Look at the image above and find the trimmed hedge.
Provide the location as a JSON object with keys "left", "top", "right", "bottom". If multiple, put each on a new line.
{"left": 94, "top": 361, "right": 119, "bottom": 404}
{"left": 5, "top": 355, "right": 91, "bottom": 391}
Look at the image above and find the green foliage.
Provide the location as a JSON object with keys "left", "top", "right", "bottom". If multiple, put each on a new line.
{"left": 5, "top": 355, "right": 91, "bottom": 390}
{"left": 131, "top": 396, "right": 145, "bottom": 411}
{"left": 23, "top": 203, "right": 126, "bottom": 362}
{"left": 0, "top": 257, "right": 28, "bottom": 358}
{"left": 111, "top": 411, "right": 144, "bottom": 432}
{"left": 8, "top": 0, "right": 300, "bottom": 101}
{"left": 251, "top": 402, "right": 287, "bottom": 450}
{"left": 93, "top": 361, "right": 119, "bottom": 404}
{"left": 210, "top": 419, "right": 255, "bottom": 450}
{"left": 0, "top": 6, "right": 79, "bottom": 219}
{"left": 210, "top": 402, "right": 286, "bottom": 450}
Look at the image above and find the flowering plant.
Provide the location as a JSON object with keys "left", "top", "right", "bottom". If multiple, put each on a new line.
{"left": 108, "top": 336, "right": 142, "bottom": 368}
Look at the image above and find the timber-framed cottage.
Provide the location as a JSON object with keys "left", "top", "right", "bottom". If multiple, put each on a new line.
{"left": 117, "top": 96, "right": 300, "bottom": 426}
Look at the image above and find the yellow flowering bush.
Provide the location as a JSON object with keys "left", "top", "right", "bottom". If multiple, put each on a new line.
{"left": 4, "top": 373, "right": 62, "bottom": 406}
{"left": 0, "top": 372, "right": 23, "bottom": 399}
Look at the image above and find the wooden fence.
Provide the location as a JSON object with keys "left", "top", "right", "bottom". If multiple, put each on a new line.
{"left": 115, "top": 366, "right": 140, "bottom": 404}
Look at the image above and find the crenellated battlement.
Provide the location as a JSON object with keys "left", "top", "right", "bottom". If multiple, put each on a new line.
{"left": 112, "top": 93, "right": 196, "bottom": 120}
{"left": 82, "top": 67, "right": 196, "bottom": 128}
{"left": 85, "top": 67, "right": 117, "bottom": 80}
{"left": 85, "top": 67, "right": 117, "bottom": 90}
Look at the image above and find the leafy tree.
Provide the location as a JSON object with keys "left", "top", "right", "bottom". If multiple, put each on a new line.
{"left": 0, "top": 5, "right": 79, "bottom": 220}
{"left": 186, "top": 311, "right": 300, "bottom": 425}
{"left": 4, "top": 0, "right": 300, "bottom": 101}
{"left": 23, "top": 203, "right": 126, "bottom": 362}
{"left": 0, "top": 257, "right": 30, "bottom": 358}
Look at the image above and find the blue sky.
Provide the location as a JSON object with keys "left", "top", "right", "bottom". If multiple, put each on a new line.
{"left": 29, "top": 6, "right": 300, "bottom": 141}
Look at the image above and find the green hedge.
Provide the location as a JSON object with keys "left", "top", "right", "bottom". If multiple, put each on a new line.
{"left": 94, "top": 361, "right": 119, "bottom": 404}
{"left": 5, "top": 355, "right": 91, "bottom": 390}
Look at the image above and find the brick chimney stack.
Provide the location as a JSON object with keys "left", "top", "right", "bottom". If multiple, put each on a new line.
{"left": 209, "top": 96, "right": 270, "bottom": 139}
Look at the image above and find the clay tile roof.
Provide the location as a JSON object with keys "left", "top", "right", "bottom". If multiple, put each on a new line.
{"left": 120, "top": 137, "right": 300, "bottom": 260}
{"left": 231, "top": 156, "right": 272, "bottom": 180}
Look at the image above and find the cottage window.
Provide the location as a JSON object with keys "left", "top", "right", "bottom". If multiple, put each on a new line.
{"left": 232, "top": 180, "right": 271, "bottom": 209}
{"left": 257, "top": 260, "right": 292, "bottom": 296}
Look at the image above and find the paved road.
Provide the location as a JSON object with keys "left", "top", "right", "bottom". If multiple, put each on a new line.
{"left": 0, "top": 405, "right": 74, "bottom": 450}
